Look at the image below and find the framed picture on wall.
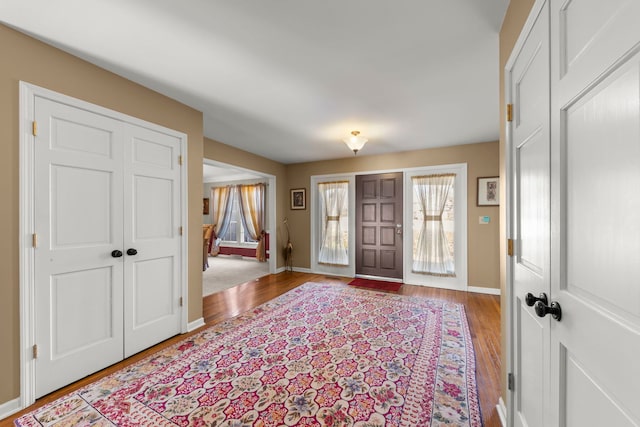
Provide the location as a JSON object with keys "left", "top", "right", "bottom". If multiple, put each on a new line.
{"left": 477, "top": 177, "right": 499, "bottom": 206}
{"left": 290, "top": 188, "right": 306, "bottom": 210}
{"left": 203, "top": 198, "right": 210, "bottom": 215}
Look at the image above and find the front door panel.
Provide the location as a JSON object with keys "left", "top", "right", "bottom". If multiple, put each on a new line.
{"left": 356, "top": 173, "right": 403, "bottom": 279}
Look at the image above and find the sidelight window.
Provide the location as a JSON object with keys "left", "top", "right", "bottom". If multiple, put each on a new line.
{"left": 411, "top": 174, "right": 456, "bottom": 276}
{"left": 318, "top": 181, "right": 349, "bottom": 266}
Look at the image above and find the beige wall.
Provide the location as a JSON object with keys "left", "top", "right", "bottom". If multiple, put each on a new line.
{"left": 0, "top": 24, "right": 204, "bottom": 405}
{"left": 499, "top": 0, "right": 537, "bottom": 401}
{"left": 203, "top": 138, "right": 287, "bottom": 268}
{"left": 286, "top": 141, "right": 500, "bottom": 289}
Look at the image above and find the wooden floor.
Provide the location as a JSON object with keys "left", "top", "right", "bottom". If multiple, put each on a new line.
{"left": 2, "top": 272, "right": 501, "bottom": 426}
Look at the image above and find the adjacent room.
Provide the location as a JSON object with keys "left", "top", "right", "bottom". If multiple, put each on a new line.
{"left": 202, "top": 162, "right": 272, "bottom": 296}
{"left": 2, "top": 1, "right": 639, "bottom": 427}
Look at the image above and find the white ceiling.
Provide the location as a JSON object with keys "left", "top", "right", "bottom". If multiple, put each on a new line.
{"left": 1, "top": 0, "right": 508, "bottom": 164}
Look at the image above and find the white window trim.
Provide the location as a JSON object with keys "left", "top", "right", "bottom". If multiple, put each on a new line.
{"left": 404, "top": 163, "right": 468, "bottom": 291}
{"left": 310, "top": 174, "right": 356, "bottom": 277}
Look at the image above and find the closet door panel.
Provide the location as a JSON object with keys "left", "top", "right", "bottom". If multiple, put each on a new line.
{"left": 550, "top": 0, "right": 640, "bottom": 424}
{"left": 34, "top": 96, "right": 125, "bottom": 398}
{"left": 123, "top": 124, "right": 182, "bottom": 358}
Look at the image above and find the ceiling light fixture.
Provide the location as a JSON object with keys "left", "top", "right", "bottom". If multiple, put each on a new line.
{"left": 343, "top": 130, "right": 368, "bottom": 155}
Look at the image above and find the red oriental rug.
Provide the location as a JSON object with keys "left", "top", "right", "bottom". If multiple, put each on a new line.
{"left": 15, "top": 283, "right": 481, "bottom": 427}
{"left": 348, "top": 278, "right": 403, "bottom": 292}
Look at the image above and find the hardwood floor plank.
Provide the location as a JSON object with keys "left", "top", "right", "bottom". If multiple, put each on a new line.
{"left": 1, "top": 272, "right": 501, "bottom": 427}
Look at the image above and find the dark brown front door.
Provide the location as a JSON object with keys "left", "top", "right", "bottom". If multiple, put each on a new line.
{"left": 356, "top": 172, "right": 403, "bottom": 279}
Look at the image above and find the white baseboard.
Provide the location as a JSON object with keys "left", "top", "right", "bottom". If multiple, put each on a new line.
{"left": 314, "top": 271, "right": 349, "bottom": 279}
{"left": 0, "top": 397, "right": 22, "bottom": 420}
{"left": 187, "top": 317, "right": 205, "bottom": 332}
{"left": 497, "top": 397, "right": 507, "bottom": 427}
{"left": 468, "top": 285, "right": 501, "bottom": 295}
{"left": 274, "top": 267, "right": 313, "bottom": 274}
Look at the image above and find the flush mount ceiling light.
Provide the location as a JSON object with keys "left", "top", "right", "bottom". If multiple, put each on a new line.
{"left": 343, "top": 130, "right": 368, "bottom": 155}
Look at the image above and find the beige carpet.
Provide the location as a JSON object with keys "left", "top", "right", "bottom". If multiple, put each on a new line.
{"left": 202, "top": 254, "right": 269, "bottom": 296}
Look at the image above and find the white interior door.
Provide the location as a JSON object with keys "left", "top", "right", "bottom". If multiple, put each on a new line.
{"left": 34, "top": 97, "right": 125, "bottom": 398}
{"left": 510, "top": 3, "right": 551, "bottom": 427}
{"left": 33, "top": 93, "right": 184, "bottom": 398}
{"left": 123, "top": 124, "right": 182, "bottom": 357}
{"left": 549, "top": 0, "right": 640, "bottom": 425}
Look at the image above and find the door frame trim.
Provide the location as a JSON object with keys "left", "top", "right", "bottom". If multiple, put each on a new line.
{"left": 403, "top": 163, "right": 468, "bottom": 291}
{"left": 503, "top": 1, "right": 548, "bottom": 424}
{"left": 18, "top": 81, "right": 189, "bottom": 408}
{"left": 310, "top": 174, "right": 356, "bottom": 277}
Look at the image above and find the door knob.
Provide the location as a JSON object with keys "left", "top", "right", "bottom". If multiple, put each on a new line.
{"left": 126, "top": 248, "right": 138, "bottom": 256}
{"left": 534, "top": 300, "right": 562, "bottom": 321}
{"left": 111, "top": 250, "right": 123, "bottom": 258}
{"left": 525, "top": 292, "right": 548, "bottom": 307}
{"left": 396, "top": 224, "right": 402, "bottom": 235}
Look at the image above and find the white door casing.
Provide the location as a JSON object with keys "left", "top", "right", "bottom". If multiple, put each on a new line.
{"left": 549, "top": 0, "right": 640, "bottom": 425}
{"left": 509, "top": 3, "right": 551, "bottom": 426}
{"left": 20, "top": 82, "right": 187, "bottom": 404}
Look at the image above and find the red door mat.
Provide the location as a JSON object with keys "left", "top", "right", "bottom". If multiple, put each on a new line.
{"left": 348, "top": 278, "right": 402, "bottom": 291}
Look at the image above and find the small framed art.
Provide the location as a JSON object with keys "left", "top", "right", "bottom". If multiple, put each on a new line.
{"left": 290, "top": 188, "right": 306, "bottom": 210}
{"left": 477, "top": 177, "right": 499, "bottom": 206}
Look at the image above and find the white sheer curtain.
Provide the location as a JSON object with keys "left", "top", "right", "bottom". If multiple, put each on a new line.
{"left": 238, "top": 183, "right": 267, "bottom": 262}
{"left": 318, "top": 181, "right": 349, "bottom": 266}
{"left": 211, "top": 186, "right": 234, "bottom": 252}
{"left": 412, "top": 174, "right": 456, "bottom": 276}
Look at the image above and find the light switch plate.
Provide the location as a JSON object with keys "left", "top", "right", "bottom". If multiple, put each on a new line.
{"left": 479, "top": 216, "right": 490, "bottom": 224}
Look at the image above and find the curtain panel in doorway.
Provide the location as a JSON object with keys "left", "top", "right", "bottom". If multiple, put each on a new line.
{"left": 412, "top": 174, "right": 456, "bottom": 277}
{"left": 318, "top": 181, "right": 349, "bottom": 266}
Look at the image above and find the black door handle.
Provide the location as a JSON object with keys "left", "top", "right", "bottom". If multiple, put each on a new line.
{"left": 534, "top": 300, "right": 562, "bottom": 321}
{"left": 525, "top": 292, "right": 548, "bottom": 307}
{"left": 111, "top": 250, "right": 123, "bottom": 258}
{"left": 126, "top": 248, "right": 138, "bottom": 256}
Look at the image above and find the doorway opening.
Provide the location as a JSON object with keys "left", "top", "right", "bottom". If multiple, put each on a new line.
{"left": 202, "top": 160, "right": 276, "bottom": 296}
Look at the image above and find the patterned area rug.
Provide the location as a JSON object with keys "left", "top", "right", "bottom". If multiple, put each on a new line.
{"left": 15, "top": 283, "right": 481, "bottom": 427}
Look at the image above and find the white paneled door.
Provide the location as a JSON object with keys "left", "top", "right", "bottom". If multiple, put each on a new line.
{"left": 549, "top": 0, "right": 640, "bottom": 425}
{"left": 123, "top": 124, "right": 182, "bottom": 358}
{"left": 33, "top": 96, "right": 182, "bottom": 398}
{"left": 510, "top": 4, "right": 551, "bottom": 427}
{"left": 510, "top": 1, "right": 640, "bottom": 426}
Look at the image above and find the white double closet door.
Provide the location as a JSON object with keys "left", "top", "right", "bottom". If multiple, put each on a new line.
{"left": 510, "top": 1, "right": 640, "bottom": 426}
{"left": 33, "top": 95, "right": 183, "bottom": 398}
